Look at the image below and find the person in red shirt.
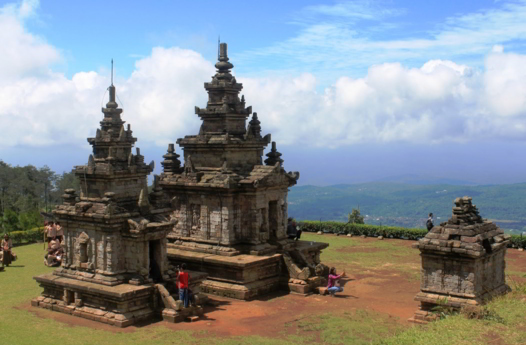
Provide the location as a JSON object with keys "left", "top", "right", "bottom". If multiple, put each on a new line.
{"left": 177, "top": 263, "right": 191, "bottom": 307}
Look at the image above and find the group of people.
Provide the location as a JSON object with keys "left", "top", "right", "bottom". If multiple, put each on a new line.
{"left": 1, "top": 233, "right": 16, "bottom": 267}
{"left": 44, "top": 221, "right": 63, "bottom": 243}
{"left": 44, "top": 221, "right": 64, "bottom": 267}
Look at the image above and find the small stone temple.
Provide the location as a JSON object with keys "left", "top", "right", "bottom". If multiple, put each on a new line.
{"left": 33, "top": 77, "right": 208, "bottom": 327}
{"left": 158, "top": 43, "right": 329, "bottom": 299}
{"left": 410, "top": 196, "right": 511, "bottom": 324}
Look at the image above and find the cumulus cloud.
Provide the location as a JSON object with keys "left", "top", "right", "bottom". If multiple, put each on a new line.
{"left": 243, "top": 51, "right": 526, "bottom": 146}
{"left": 0, "top": 0, "right": 59, "bottom": 80}
{"left": 1, "top": 0, "right": 526, "bottom": 151}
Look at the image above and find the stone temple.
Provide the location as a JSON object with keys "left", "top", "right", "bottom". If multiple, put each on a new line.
{"left": 158, "top": 43, "right": 329, "bottom": 299}
{"left": 410, "top": 196, "right": 511, "bottom": 324}
{"left": 33, "top": 76, "right": 207, "bottom": 327}
{"left": 32, "top": 43, "right": 330, "bottom": 327}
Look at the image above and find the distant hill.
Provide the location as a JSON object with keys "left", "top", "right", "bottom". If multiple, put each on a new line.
{"left": 374, "top": 174, "right": 478, "bottom": 186}
{"left": 288, "top": 182, "right": 526, "bottom": 234}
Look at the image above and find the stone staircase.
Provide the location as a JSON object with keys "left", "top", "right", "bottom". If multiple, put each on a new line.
{"left": 155, "top": 284, "right": 205, "bottom": 323}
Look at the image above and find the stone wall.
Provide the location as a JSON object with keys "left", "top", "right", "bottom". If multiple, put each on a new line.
{"left": 420, "top": 248, "right": 507, "bottom": 299}
{"left": 168, "top": 188, "right": 288, "bottom": 246}
{"left": 182, "top": 148, "right": 264, "bottom": 170}
{"left": 78, "top": 175, "right": 148, "bottom": 203}
{"left": 62, "top": 223, "right": 169, "bottom": 278}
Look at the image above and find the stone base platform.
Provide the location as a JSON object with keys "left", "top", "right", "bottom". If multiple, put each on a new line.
{"left": 167, "top": 248, "right": 282, "bottom": 300}
{"left": 33, "top": 274, "right": 155, "bottom": 327}
{"left": 409, "top": 283, "right": 511, "bottom": 324}
{"left": 33, "top": 272, "right": 211, "bottom": 327}
{"left": 162, "top": 306, "right": 204, "bottom": 323}
{"left": 283, "top": 276, "right": 327, "bottom": 295}
{"left": 408, "top": 309, "right": 439, "bottom": 324}
{"left": 200, "top": 276, "right": 281, "bottom": 300}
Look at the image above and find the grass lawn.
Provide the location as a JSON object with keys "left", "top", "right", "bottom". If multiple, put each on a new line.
{"left": 0, "top": 238, "right": 524, "bottom": 345}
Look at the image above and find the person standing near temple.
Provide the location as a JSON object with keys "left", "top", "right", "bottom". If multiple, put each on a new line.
{"left": 47, "top": 221, "right": 56, "bottom": 243}
{"left": 2, "top": 233, "right": 13, "bottom": 267}
{"left": 55, "top": 222, "right": 63, "bottom": 243}
{"left": 177, "top": 263, "right": 191, "bottom": 308}
{"left": 287, "top": 218, "right": 302, "bottom": 240}
{"left": 426, "top": 213, "right": 434, "bottom": 232}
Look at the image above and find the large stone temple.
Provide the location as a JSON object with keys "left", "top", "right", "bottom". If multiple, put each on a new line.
{"left": 32, "top": 43, "right": 330, "bottom": 328}
{"left": 33, "top": 76, "right": 207, "bottom": 327}
{"left": 159, "top": 43, "right": 329, "bottom": 299}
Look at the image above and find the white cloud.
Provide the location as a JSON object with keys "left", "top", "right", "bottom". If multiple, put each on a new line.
{"left": 0, "top": 0, "right": 59, "bottom": 80}
{"left": 243, "top": 54, "right": 526, "bottom": 146}
{"left": 1, "top": 0, "right": 526, "bottom": 153}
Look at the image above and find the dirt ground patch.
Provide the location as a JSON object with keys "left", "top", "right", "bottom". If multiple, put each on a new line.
{"left": 19, "top": 235, "right": 526, "bottom": 342}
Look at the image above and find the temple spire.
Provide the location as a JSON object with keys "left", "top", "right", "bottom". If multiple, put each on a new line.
{"left": 265, "top": 142, "right": 284, "bottom": 167}
{"left": 107, "top": 59, "right": 118, "bottom": 109}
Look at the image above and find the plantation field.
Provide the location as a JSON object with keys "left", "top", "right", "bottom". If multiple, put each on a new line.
{"left": 0, "top": 234, "right": 525, "bottom": 345}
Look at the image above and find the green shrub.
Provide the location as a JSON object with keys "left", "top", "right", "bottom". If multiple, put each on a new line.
{"left": 298, "top": 220, "right": 526, "bottom": 247}
{"left": 8, "top": 227, "right": 45, "bottom": 244}
{"left": 509, "top": 235, "right": 526, "bottom": 249}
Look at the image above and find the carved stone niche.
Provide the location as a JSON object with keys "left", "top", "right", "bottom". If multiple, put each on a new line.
{"left": 78, "top": 232, "right": 91, "bottom": 269}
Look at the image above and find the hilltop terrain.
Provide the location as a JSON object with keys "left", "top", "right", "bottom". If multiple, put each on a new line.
{"left": 288, "top": 182, "right": 526, "bottom": 234}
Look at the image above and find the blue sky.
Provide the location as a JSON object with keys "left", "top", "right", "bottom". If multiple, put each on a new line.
{"left": 1, "top": 0, "right": 526, "bottom": 185}
{"left": 29, "top": 0, "right": 526, "bottom": 81}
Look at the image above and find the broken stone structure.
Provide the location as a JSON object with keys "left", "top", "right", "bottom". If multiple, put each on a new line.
{"left": 410, "top": 196, "right": 511, "bottom": 324}
{"left": 159, "top": 43, "right": 329, "bottom": 299}
{"left": 33, "top": 78, "right": 207, "bottom": 327}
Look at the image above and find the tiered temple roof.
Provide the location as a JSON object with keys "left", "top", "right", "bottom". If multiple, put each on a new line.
{"left": 416, "top": 196, "right": 511, "bottom": 257}
{"left": 161, "top": 43, "right": 299, "bottom": 189}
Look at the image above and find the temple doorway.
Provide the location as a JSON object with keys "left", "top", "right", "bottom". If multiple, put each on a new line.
{"left": 149, "top": 240, "right": 162, "bottom": 282}
{"left": 269, "top": 201, "right": 278, "bottom": 241}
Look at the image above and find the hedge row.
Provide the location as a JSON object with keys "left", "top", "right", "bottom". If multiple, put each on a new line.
{"left": 8, "top": 227, "right": 45, "bottom": 244}
{"left": 297, "top": 220, "right": 526, "bottom": 249}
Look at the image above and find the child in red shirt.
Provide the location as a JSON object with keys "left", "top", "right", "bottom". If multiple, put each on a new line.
{"left": 177, "top": 263, "right": 191, "bottom": 307}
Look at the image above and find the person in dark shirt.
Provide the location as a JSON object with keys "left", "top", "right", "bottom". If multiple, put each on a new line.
{"left": 287, "top": 218, "right": 302, "bottom": 240}
{"left": 426, "top": 213, "right": 434, "bottom": 232}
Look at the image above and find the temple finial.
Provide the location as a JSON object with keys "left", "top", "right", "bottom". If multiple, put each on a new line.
{"left": 219, "top": 43, "right": 228, "bottom": 61}
{"left": 107, "top": 59, "right": 117, "bottom": 107}
{"left": 218, "top": 36, "right": 220, "bottom": 61}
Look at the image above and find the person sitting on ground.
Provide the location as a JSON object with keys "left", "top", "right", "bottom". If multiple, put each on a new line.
{"left": 44, "top": 238, "right": 63, "bottom": 267}
{"left": 426, "top": 213, "right": 434, "bottom": 232}
{"left": 327, "top": 267, "right": 345, "bottom": 297}
{"left": 287, "top": 218, "right": 302, "bottom": 240}
{"left": 177, "top": 263, "right": 192, "bottom": 308}
{"left": 1, "top": 233, "right": 14, "bottom": 267}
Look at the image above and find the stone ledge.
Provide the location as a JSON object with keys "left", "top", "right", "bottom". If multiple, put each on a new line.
{"left": 200, "top": 276, "right": 280, "bottom": 300}
{"left": 167, "top": 248, "right": 282, "bottom": 268}
{"left": 31, "top": 297, "right": 153, "bottom": 328}
{"left": 34, "top": 274, "right": 153, "bottom": 299}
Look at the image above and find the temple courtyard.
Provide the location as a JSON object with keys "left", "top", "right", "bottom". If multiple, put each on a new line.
{"left": 1, "top": 233, "right": 525, "bottom": 345}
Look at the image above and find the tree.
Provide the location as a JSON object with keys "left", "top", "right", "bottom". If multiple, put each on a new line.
{"left": 1, "top": 209, "right": 20, "bottom": 232}
{"left": 348, "top": 208, "right": 364, "bottom": 224}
